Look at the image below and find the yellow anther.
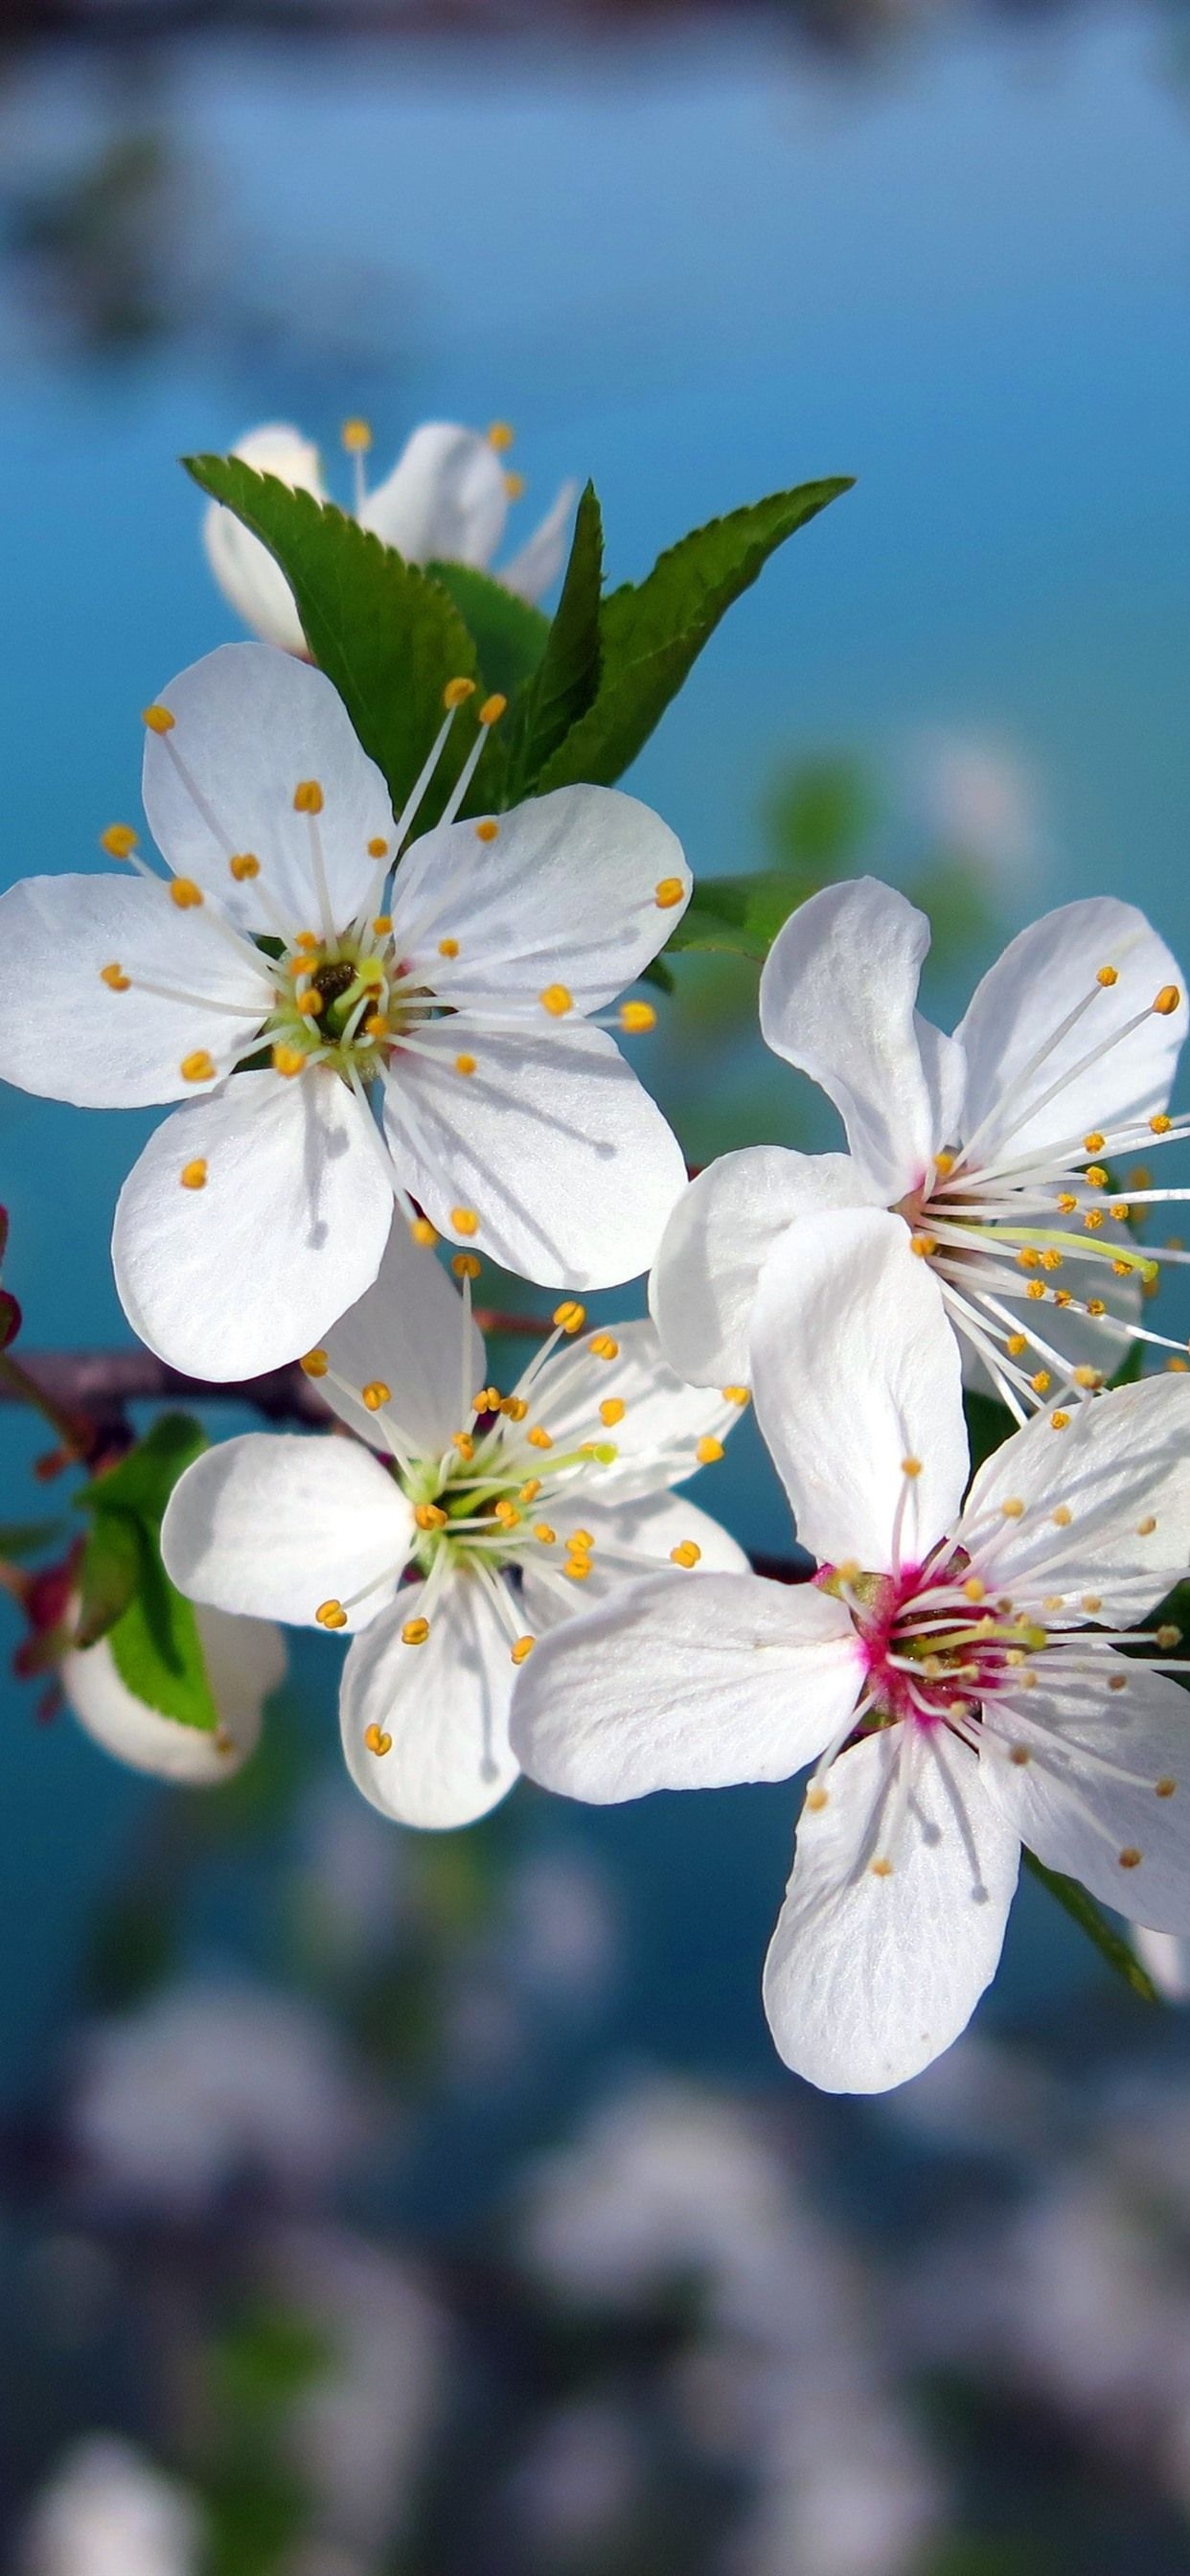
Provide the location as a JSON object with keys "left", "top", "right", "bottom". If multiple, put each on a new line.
{"left": 341, "top": 415, "right": 372, "bottom": 451}
{"left": 539, "top": 983, "right": 573, "bottom": 1017}
{"left": 410, "top": 1217, "right": 438, "bottom": 1248}
{"left": 553, "top": 1300, "right": 586, "bottom": 1334}
{"left": 361, "top": 1381, "right": 391, "bottom": 1412}
{"left": 527, "top": 1426, "right": 554, "bottom": 1450}
{"left": 373, "top": 913, "right": 393, "bottom": 935}
{"left": 722, "top": 1386, "right": 751, "bottom": 1407}
{"left": 367, "top": 838, "right": 389, "bottom": 860}
{"left": 1005, "top": 1334, "right": 1027, "bottom": 1358}
{"left": 1056, "top": 1193, "right": 1078, "bottom": 1215}
{"left": 1000, "top": 1498, "right": 1025, "bottom": 1519}
{"left": 654, "top": 876, "right": 684, "bottom": 909}
{"left": 1051, "top": 1504, "right": 1072, "bottom": 1527}
{"left": 414, "top": 1503, "right": 448, "bottom": 1530}
{"left": 1110, "top": 1672, "right": 1128, "bottom": 1690}
{"left": 1152, "top": 1113, "right": 1173, "bottom": 1135}
{"left": 511, "top": 1636, "right": 536, "bottom": 1666}
{"left": 620, "top": 1001, "right": 656, "bottom": 1033}
{"left": 294, "top": 929, "right": 320, "bottom": 951}
{"left": 1054, "top": 1290, "right": 1072, "bottom": 1306}
{"left": 589, "top": 1334, "right": 620, "bottom": 1361}
{"left": 451, "top": 1253, "right": 481, "bottom": 1278}
{"left": 493, "top": 1500, "right": 521, "bottom": 1530}
{"left": 142, "top": 703, "right": 174, "bottom": 733}
{"left": 451, "top": 1208, "right": 480, "bottom": 1236}
{"left": 293, "top": 779, "right": 324, "bottom": 815}
{"left": 696, "top": 1435, "right": 724, "bottom": 1464}
{"left": 804, "top": 1783, "right": 830, "bottom": 1811}
{"left": 100, "top": 962, "right": 130, "bottom": 991}
{"left": 1017, "top": 1248, "right": 1041, "bottom": 1270}
{"left": 364, "top": 1722, "right": 392, "bottom": 1756}
{"left": 444, "top": 677, "right": 476, "bottom": 709}
{"left": 1157, "top": 1778, "right": 1178, "bottom": 1799}
{"left": 1155, "top": 985, "right": 1181, "bottom": 1016}
{"left": 1118, "top": 1847, "right": 1142, "bottom": 1870}
{"left": 229, "top": 852, "right": 260, "bottom": 882}
{"left": 671, "top": 1541, "right": 702, "bottom": 1568}
{"left": 870, "top": 1858, "right": 894, "bottom": 1879}
{"left": 963, "top": 1576, "right": 986, "bottom": 1601}
{"left": 365, "top": 1015, "right": 389, "bottom": 1041}
{"left": 1026, "top": 1283, "right": 1046, "bottom": 1302}
{"left": 1085, "top": 1165, "right": 1108, "bottom": 1189}
{"left": 1083, "top": 1133, "right": 1106, "bottom": 1153}
{"left": 1030, "top": 1371, "right": 1051, "bottom": 1394}
{"left": 564, "top": 1555, "right": 592, "bottom": 1580}
{"left": 600, "top": 1398, "right": 627, "bottom": 1427}
{"left": 454, "top": 1053, "right": 477, "bottom": 1076}
{"left": 1158, "top": 1624, "right": 1182, "bottom": 1650}
{"left": 1137, "top": 1515, "right": 1157, "bottom": 1536}
{"left": 300, "top": 1349, "right": 329, "bottom": 1377}
{"left": 1129, "top": 1166, "right": 1153, "bottom": 1191}
{"left": 519, "top": 1479, "right": 541, "bottom": 1504}
{"left": 467, "top": 820, "right": 498, "bottom": 850}
{"left": 533, "top": 1524, "right": 557, "bottom": 1546}
{"left": 1082, "top": 1594, "right": 1103, "bottom": 1614}
{"left": 503, "top": 469, "right": 526, "bottom": 500}
{"left": 170, "top": 877, "right": 204, "bottom": 910}
{"left": 179, "top": 1159, "right": 208, "bottom": 1190}
{"left": 909, "top": 1234, "right": 937, "bottom": 1258}
{"left": 488, "top": 420, "right": 515, "bottom": 451}
{"left": 1083, "top": 1209, "right": 1105, "bottom": 1231}
{"left": 1096, "top": 965, "right": 1119, "bottom": 987}
{"left": 1110, "top": 1201, "right": 1131, "bottom": 1223}
{"left": 1041, "top": 1250, "right": 1063, "bottom": 1272}
{"left": 180, "top": 1050, "right": 216, "bottom": 1083}
{"left": 501, "top": 1396, "right": 528, "bottom": 1421}
{"left": 479, "top": 694, "right": 507, "bottom": 725}
{"left": 472, "top": 1388, "right": 501, "bottom": 1413}
{"left": 401, "top": 1617, "right": 430, "bottom": 1646}
{"left": 316, "top": 1599, "right": 348, "bottom": 1630}
{"left": 1050, "top": 1411, "right": 1071, "bottom": 1430}
{"left": 1009, "top": 1744, "right": 1031, "bottom": 1766}
{"left": 1166, "top": 1356, "right": 1188, "bottom": 1371}
{"left": 297, "top": 990, "right": 324, "bottom": 1017}
{"left": 1073, "top": 1367, "right": 1102, "bottom": 1390}
{"left": 901, "top": 1457, "right": 923, "bottom": 1479}
{"left": 438, "top": 936, "right": 459, "bottom": 958}
{"left": 1087, "top": 1297, "right": 1107, "bottom": 1318}
{"left": 272, "top": 1044, "right": 307, "bottom": 1077}
{"left": 933, "top": 1149, "right": 955, "bottom": 1176}
{"left": 1042, "top": 1596, "right": 1064, "bottom": 1612}
{"left": 101, "top": 823, "right": 139, "bottom": 858}
{"left": 451, "top": 1432, "right": 474, "bottom": 1460}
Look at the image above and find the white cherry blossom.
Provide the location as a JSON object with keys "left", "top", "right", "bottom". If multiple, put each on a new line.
{"left": 0, "top": 642, "right": 690, "bottom": 1377}
{"left": 652, "top": 877, "right": 1188, "bottom": 1422}
{"left": 17, "top": 2438, "right": 202, "bottom": 2576}
{"left": 61, "top": 1603, "right": 286, "bottom": 1785}
{"left": 515, "top": 1208, "right": 1190, "bottom": 2092}
{"left": 161, "top": 1222, "right": 747, "bottom": 1831}
{"left": 204, "top": 417, "right": 577, "bottom": 653}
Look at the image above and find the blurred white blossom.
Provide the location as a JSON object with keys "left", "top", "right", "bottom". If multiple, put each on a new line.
{"left": 271, "top": 2224, "right": 448, "bottom": 2560}
{"left": 17, "top": 2437, "right": 202, "bottom": 2576}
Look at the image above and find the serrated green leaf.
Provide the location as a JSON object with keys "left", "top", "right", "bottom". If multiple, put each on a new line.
{"left": 75, "top": 1509, "right": 142, "bottom": 1649}
{"left": 538, "top": 476, "right": 853, "bottom": 792}
{"left": 0, "top": 1517, "right": 63, "bottom": 1560}
{"left": 424, "top": 558, "right": 549, "bottom": 700}
{"left": 183, "top": 454, "right": 500, "bottom": 829}
{"left": 664, "top": 870, "right": 807, "bottom": 962}
{"left": 509, "top": 480, "right": 604, "bottom": 794}
{"left": 1023, "top": 1849, "right": 1159, "bottom": 2002}
{"left": 78, "top": 1412, "right": 208, "bottom": 1523}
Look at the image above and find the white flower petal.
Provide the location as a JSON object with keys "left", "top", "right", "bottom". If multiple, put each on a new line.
{"left": 321, "top": 1220, "right": 485, "bottom": 1456}
{"left": 520, "top": 1488, "right": 749, "bottom": 1635}
{"left": 162, "top": 1433, "right": 412, "bottom": 1629}
{"left": 510, "top": 1572, "right": 860, "bottom": 1801}
{"left": 357, "top": 422, "right": 508, "bottom": 568}
{"left": 955, "top": 896, "right": 1187, "bottom": 1162}
{"left": 763, "top": 1728, "right": 1019, "bottom": 2094}
{"left": 112, "top": 1069, "right": 394, "bottom": 1379}
{"left": 393, "top": 785, "right": 689, "bottom": 1010}
{"left": 383, "top": 1020, "right": 686, "bottom": 1289}
{"left": 202, "top": 422, "right": 325, "bottom": 655}
{"left": 500, "top": 478, "right": 579, "bottom": 602}
{"left": 649, "top": 1146, "right": 874, "bottom": 1388}
{"left": 759, "top": 880, "right": 960, "bottom": 1199}
{"left": 142, "top": 643, "right": 391, "bottom": 933}
{"left": 340, "top": 1570, "right": 518, "bottom": 1828}
{"left": 525, "top": 1318, "right": 743, "bottom": 1501}
{"left": 961, "top": 1373, "right": 1190, "bottom": 1626}
{"left": 1131, "top": 1925, "right": 1190, "bottom": 2001}
{"left": 0, "top": 875, "right": 269, "bottom": 1107}
{"left": 982, "top": 1657, "right": 1190, "bottom": 1934}
{"left": 63, "top": 1605, "right": 285, "bottom": 1784}
{"left": 749, "top": 1207, "right": 967, "bottom": 1572}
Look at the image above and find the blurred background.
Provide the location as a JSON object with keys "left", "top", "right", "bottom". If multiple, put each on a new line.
{"left": 2, "top": 0, "right": 1190, "bottom": 2566}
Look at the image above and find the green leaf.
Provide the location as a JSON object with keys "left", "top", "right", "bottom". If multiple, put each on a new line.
{"left": 78, "top": 1414, "right": 217, "bottom": 1726}
{"left": 765, "top": 753, "right": 877, "bottom": 873}
{"left": 664, "top": 870, "right": 807, "bottom": 963}
{"left": 183, "top": 454, "right": 495, "bottom": 829}
{"left": 424, "top": 559, "right": 549, "bottom": 700}
{"left": 508, "top": 481, "right": 604, "bottom": 794}
{"left": 1023, "top": 1849, "right": 1159, "bottom": 2003}
{"left": 538, "top": 476, "right": 853, "bottom": 792}
{"left": 0, "top": 1517, "right": 63, "bottom": 1560}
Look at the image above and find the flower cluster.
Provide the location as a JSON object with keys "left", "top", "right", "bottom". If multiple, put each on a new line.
{"left": 5, "top": 427, "right": 1190, "bottom": 2098}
